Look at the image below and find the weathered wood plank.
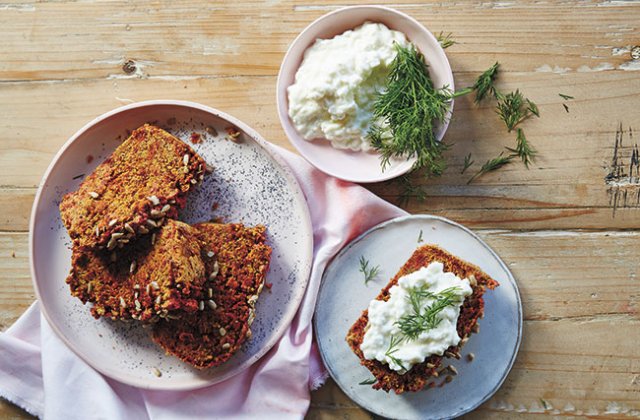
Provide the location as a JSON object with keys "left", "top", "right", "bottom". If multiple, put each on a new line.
{"left": 0, "top": 0, "right": 638, "bottom": 81}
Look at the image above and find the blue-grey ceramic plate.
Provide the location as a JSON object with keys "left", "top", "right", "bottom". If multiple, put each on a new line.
{"left": 30, "top": 100, "right": 313, "bottom": 390}
{"left": 314, "top": 215, "right": 522, "bottom": 419}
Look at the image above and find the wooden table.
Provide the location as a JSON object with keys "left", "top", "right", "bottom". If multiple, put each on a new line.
{"left": 1, "top": 1, "right": 639, "bottom": 418}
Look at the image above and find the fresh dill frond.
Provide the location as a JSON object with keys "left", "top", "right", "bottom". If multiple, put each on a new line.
{"left": 467, "top": 153, "right": 513, "bottom": 184}
{"left": 558, "top": 93, "right": 574, "bottom": 100}
{"left": 385, "top": 335, "right": 406, "bottom": 370}
{"left": 496, "top": 90, "right": 540, "bottom": 132}
{"left": 506, "top": 128, "right": 536, "bottom": 168}
{"left": 563, "top": 103, "right": 570, "bottom": 113}
{"left": 368, "top": 43, "right": 450, "bottom": 175}
{"left": 359, "top": 256, "right": 380, "bottom": 285}
{"left": 359, "top": 378, "right": 377, "bottom": 385}
{"left": 436, "top": 31, "right": 456, "bottom": 49}
{"left": 417, "top": 229, "right": 424, "bottom": 243}
{"left": 461, "top": 153, "right": 474, "bottom": 174}
{"left": 473, "top": 62, "right": 500, "bottom": 104}
{"left": 396, "top": 286, "right": 463, "bottom": 340}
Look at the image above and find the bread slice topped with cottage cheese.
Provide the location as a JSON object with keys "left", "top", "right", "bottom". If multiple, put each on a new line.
{"left": 346, "top": 244, "right": 499, "bottom": 394}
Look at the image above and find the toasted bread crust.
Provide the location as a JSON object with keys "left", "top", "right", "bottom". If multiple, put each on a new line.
{"left": 67, "top": 219, "right": 206, "bottom": 321}
{"left": 151, "top": 223, "right": 272, "bottom": 369}
{"left": 346, "top": 244, "right": 499, "bottom": 394}
{"left": 60, "top": 124, "right": 206, "bottom": 249}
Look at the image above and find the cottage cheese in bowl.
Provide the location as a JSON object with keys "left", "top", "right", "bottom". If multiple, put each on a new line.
{"left": 287, "top": 22, "right": 409, "bottom": 151}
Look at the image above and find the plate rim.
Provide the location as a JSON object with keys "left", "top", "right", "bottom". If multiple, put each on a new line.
{"left": 313, "top": 214, "right": 523, "bottom": 419}
{"left": 29, "top": 99, "right": 314, "bottom": 391}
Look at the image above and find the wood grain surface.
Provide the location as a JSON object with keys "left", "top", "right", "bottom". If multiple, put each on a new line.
{"left": 1, "top": 0, "right": 639, "bottom": 418}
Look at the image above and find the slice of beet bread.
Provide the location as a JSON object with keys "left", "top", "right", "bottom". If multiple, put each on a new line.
{"left": 66, "top": 219, "right": 206, "bottom": 322}
{"left": 151, "top": 223, "right": 272, "bottom": 369}
{"left": 346, "top": 244, "right": 499, "bottom": 394}
{"left": 60, "top": 124, "right": 206, "bottom": 250}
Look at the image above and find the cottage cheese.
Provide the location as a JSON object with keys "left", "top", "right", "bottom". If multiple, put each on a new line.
{"left": 360, "top": 262, "right": 472, "bottom": 373}
{"left": 287, "top": 22, "right": 409, "bottom": 151}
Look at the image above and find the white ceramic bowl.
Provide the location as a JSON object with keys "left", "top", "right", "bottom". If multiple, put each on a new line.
{"left": 29, "top": 100, "right": 313, "bottom": 390}
{"left": 277, "top": 6, "right": 455, "bottom": 183}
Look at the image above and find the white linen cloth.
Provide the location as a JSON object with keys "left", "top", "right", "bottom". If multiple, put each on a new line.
{"left": 0, "top": 145, "right": 406, "bottom": 419}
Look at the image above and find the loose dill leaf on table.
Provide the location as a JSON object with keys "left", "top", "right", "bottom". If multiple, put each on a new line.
{"left": 558, "top": 93, "right": 574, "bottom": 100}
{"left": 417, "top": 229, "right": 424, "bottom": 243}
{"left": 368, "top": 44, "right": 451, "bottom": 175}
{"left": 496, "top": 90, "right": 540, "bottom": 132}
{"left": 506, "top": 128, "right": 536, "bottom": 168}
{"left": 461, "top": 153, "right": 474, "bottom": 174}
{"left": 467, "top": 153, "right": 513, "bottom": 184}
{"left": 436, "top": 31, "right": 456, "bottom": 49}
{"left": 472, "top": 62, "right": 500, "bottom": 103}
{"left": 359, "top": 255, "right": 380, "bottom": 285}
{"left": 563, "top": 103, "right": 570, "bottom": 113}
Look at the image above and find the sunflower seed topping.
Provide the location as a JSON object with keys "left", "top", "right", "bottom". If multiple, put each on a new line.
{"left": 108, "top": 219, "right": 118, "bottom": 227}
{"left": 467, "top": 353, "right": 475, "bottom": 362}
{"left": 183, "top": 154, "right": 189, "bottom": 166}
{"left": 135, "top": 300, "right": 141, "bottom": 311}
{"left": 111, "top": 232, "right": 125, "bottom": 239}
{"left": 138, "top": 225, "right": 149, "bottom": 234}
{"left": 107, "top": 236, "right": 118, "bottom": 250}
{"left": 155, "top": 295, "right": 161, "bottom": 306}
{"left": 88, "top": 191, "right": 99, "bottom": 199}
{"left": 426, "top": 363, "right": 436, "bottom": 369}
{"left": 147, "top": 195, "right": 160, "bottom": 206}
{"left": 124, "top": 223, "right": 135, "bottom": 234}
{"left": 246, "top": 329, "right": 252, "bottom": 339}
{"left": 150, "top": 281, "right": 159, "bottom": 290}
{"left": 198, "top": 301, "right": 204, "bottom": 311}
{"left": 211, "top": 261, "right": 219, "bottom": 277}
{"left": 208, "top": 288, "right": 213, "bottom": 298}
{"left": 129, "top": 261, "right": 137, "bottom": 273}
{"left": 448, "top": 365, "right": 458, "bottom": 375}
{"left": 222, "top": 343, "right": 231, "bottom": 350}
{"left": 87, "top": 282, "right": 93, "bottom": 293}
{"left": 119, "top": 297, "right": 127, "bottom": 308}
{"left": 146, "top": 219, "right": 158, "bottom": 228}
{"left": 219, "top": 327, "right": 227, "bottom": 337}
{"left": 161, "top": 204, "right": 171, "bottom": 213}
{"left": 207, "top": 300, "right": 217, "bottom": 310}
{"left": 152, "top": 367, "right": 162, "bottom": 377}
{"left": 190, "top": 178, "right": 197, "bottom": 184}
{"left": 151, "top": 233, "right": 157, "bottom": 244}
{"left": 150, "top": 209, "right": 163, "bottom": 218}
{"left": 469, "top": 275, "right": 477, "bottom": 288}
{"left": 95, "top": 226, "right": 100, "bottom": 237}
{"left": 205, "top": 164, "right": 214, "bottom": 173}
{"left": 206, "top": 251, "right": 215, "bottom": 258}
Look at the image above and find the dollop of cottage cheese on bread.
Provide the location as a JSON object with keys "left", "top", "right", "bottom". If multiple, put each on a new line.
{"left": 360, "top": 262, "right": 472, "bottom": 373}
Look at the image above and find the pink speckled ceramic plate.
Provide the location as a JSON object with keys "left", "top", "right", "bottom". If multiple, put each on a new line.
{"left": 277, "top": 6, "right": 454, "bottom": 183}
{"left": 30, "top": 100, "right": 313, "bottom": 390}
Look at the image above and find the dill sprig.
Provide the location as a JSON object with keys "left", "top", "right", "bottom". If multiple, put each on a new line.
{"left": 385, "top": 335, "right": 406, "bottom": 371}
{"left": 467, "top": 153, "right": 513, "bottom": 184}
{"left": 473, "top": 62, "right": 500, "bottom": 103}
{"left": 558, "top": 93, "right": 574, "bottom": 100}
{"left": 368, "top": 43, "right": 451, "bottom": 175}
{"left": 461, "top": 153, "right": 474, "bottom": 174}
{"left": 507, "top": 128, "right": 536, "bottom": 168}
{"left": 359, "top": 256, "right": 380, "bottom": 285}
{"left": 359, "top": 377, "right": 377, "bottom": 385}
{"left": 436, "top": 31, "right": 456, "bottom": 49}
{"left": 496, "top": 90, "right": 539, "bottom": 132}
{"left": 417, "top": 229, "right": 424, "bottom": 243}
{"left": 396, "top": 286, "right": 463, "bottom": 339}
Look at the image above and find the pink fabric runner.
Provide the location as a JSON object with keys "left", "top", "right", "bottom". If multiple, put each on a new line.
{"left": 0, "top": 145, "right": 406, "bottom": 419}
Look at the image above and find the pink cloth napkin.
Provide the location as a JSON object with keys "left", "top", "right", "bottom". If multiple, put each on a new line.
{"left": 0, "top": 145, "right": 406, "bottom": 419}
